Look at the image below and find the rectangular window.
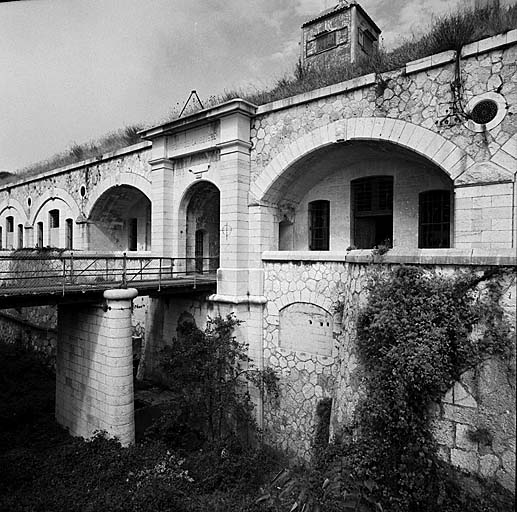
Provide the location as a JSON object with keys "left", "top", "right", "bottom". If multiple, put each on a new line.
{"left": 307, "top": 29, "right": 343, "bottom": 57}
{"left": 128, "top": 218, "right": 138, "bottom": 251}
{"left": 17, "top": 224, "right": 23, "bottom": 248}
{"left": 315, "top": 31, "right": 336, "bottom": 53}
{"left": 49, "top": 209, "right": 60, "bottom": 228}
{"left": 6, "top": 216, "right": 14, "bottom": 233}
{"left": 309, "top": 200, "right": 330, "bottom": 250}
{"left": 352, "top": 176, "right": 393, "bottom": 249}
{"left": 65, "top": 218, "right": 73, "bottom": 250}
{"left": 419, "top": 190, "right": 451, "bottom": 248}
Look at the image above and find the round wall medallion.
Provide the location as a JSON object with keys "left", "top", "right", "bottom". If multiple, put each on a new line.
{"left": 465, "top": 92, "right": 507, "bottom": 132}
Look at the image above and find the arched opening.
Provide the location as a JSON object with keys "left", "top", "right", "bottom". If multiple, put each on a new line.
{"left": 265, "top": 140, "right": 453, "bottom": 251}
{"left": 184, "top": 181, "right": 220, "bottom": 273}
{"left": 88, "top": 185, "right": 151, "bottom": 252}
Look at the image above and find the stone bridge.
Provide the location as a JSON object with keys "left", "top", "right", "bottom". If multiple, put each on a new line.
{"left": 0, "top": 30, "right": 515, "bottom": 487}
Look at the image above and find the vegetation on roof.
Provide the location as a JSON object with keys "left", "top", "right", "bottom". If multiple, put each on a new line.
{"left": 3, "top": 3, "right": 516, "bottom": 186}
{"left": 0, "top": 125, "right": 143, "bottom": 186}
{"left": 213, "top": 3, "right": 517, "bottom": 107}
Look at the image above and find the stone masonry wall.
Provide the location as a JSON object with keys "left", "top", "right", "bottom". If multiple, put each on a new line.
{"left": 262, "top": 258, "right": 516, "bottom": 490}
{"left": 0, "top": 306, "right": 57, "bottom": 361}
{"left": 250, "top": 38, "right": 516, "bottom": 180}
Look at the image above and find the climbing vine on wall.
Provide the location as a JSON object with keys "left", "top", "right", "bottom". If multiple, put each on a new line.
{"left": 155, "top": 314, "right": 278, "bottom": 448}
{"left": 344, "top": 265, "right": 515, "bottom": 511}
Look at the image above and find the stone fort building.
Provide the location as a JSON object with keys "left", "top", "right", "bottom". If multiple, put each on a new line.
{"left": 0, "top": 2, "right": 515, "bottom": 491}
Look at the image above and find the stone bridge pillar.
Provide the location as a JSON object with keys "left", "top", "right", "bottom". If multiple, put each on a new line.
{"left": 55, "top": 288, "right": 138, "bottom": 446}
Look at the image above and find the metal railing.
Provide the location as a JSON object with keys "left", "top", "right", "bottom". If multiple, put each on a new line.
{"left": 0, "top": 253, "right": 219, "bottom": 295}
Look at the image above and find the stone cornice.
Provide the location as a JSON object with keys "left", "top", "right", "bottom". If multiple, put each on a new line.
{"left": 262, "top": 249, "right": 517, "bottom": 266}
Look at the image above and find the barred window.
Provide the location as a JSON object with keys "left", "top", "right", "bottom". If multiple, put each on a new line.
{"left": 419, "top": 190, "right": 451, "bottom": 248}
{"left": 352, "top": 176, "right": 393, "bottom": 249}
{"left": 309, "top": 200, "right": 330, "bottom": 251}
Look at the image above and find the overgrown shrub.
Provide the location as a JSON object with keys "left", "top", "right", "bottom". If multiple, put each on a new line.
{"left": 328, "top": 266, "right": 514, "bottom": 512}
{"left": 0, "top": 342, "right": 284, "bottom": 512}
{"left": 149, "top": 314, "right": 277, "bottom": 449}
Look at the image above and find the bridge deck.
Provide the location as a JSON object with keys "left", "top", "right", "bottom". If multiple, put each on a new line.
{"left": 0, "top": 253, "right": 217, "bottom": 308}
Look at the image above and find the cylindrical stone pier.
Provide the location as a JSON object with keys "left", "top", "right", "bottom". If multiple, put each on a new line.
{"left": 55, "top": 288, "right": 138, "bottom": 446}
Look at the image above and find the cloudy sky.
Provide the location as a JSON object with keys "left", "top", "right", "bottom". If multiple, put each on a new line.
{"left": 0, "top": 0, "right": 494, "bottom": 171}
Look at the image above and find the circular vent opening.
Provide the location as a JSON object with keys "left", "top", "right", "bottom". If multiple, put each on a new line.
{"left": 470, "top": 100, "right": 498, "bottom": 125}
{"left": 80, "top": 185, "right": 86, "bottom": 197}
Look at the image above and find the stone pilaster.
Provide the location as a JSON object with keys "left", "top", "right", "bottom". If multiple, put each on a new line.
{"left": 150, "top": 157, "right": 175, "bottom": 257}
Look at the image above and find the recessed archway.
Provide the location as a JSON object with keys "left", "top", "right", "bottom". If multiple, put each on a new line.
{"left": 260, "top": 139, "right": 453, "bottom": 251}
{"left": 88, "top": 185, "right": 151, "bottom": 252}
{"left": 181, "top": 181, "right": 220, "bottom": 273}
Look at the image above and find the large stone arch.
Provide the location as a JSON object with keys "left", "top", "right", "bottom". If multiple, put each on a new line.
{"left": 251, "top": 117, "right": 469, "bottom": 204}
{"left": 84, "top": 172, "right": 152, "bottom": 219}
{"left": 29, "top": 188, "right": 81, "bottom": 226}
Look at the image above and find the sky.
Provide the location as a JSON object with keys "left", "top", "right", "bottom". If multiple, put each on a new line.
{"left": 0, "top": 0, "right": 500, "bottom": 171}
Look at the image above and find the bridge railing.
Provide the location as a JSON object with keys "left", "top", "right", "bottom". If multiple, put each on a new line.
{"left": 0, "top": 253, "right": 219, "bottom": 294}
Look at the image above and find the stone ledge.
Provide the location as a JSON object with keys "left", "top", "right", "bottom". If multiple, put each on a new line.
{"left": 0, "top": 141, "right": 152, "bottom": 190}
{"left": 262, "top": 249, "right": 517, "bottom": 266}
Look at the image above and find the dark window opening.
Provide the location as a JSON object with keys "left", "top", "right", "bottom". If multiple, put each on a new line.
{"left": 352, "top": 176, "right": 393, "bottom": 249}
{"left": 419, "top": 190, "right": 451, "bottom": 248}
{"left": 309, "top": 200, "right": 330, "bottom": 250}
{"left": 65, "top": 218, "right": 73, "bottom": 250}
{"left": 17, "top": 224, "right": 23, "bottom": 248}
{"left": 49, "top": 209, "right": 60, "bottom": 228}
{"left": 128, "top": 218, "right": 138, "bottom": 251}
{"left": 314, "top": 398, "right": 332, "bottom": 450}
{"left": 0, "top": 227, "right": 3, "bottom": 250}
{"left": 6, "top": 216, "right": 14, "bottom": 233}
{"left": 37, "top": 222, "right": 44, "bottom": 248}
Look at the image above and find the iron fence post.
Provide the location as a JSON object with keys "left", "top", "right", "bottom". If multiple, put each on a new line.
{"left": 62, "top": 257, "right": 66, "bottom": 295}
{"left": 122, "top": 252, "right": 127, "bottom": 288}
{"left": 158, "top": 257, "right": 162, "bottom": 291}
